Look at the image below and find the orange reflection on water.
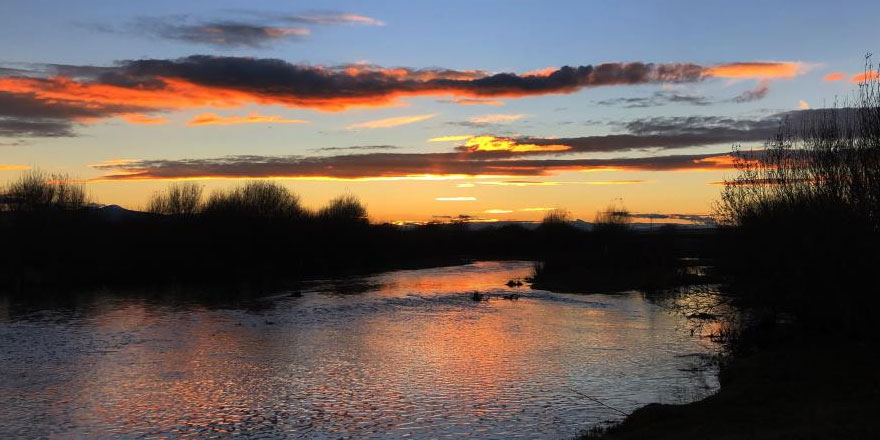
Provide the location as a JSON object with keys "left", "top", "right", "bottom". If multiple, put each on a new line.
{"left": 0, "top": 261, "right": 721, "bottom": 439}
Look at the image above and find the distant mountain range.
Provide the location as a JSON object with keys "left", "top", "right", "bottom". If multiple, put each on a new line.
{"left": 391, "top": 219, "right": 714, "bottom": 231}
{"left": 69, "top": 205, "right": 716, "bottom": 230}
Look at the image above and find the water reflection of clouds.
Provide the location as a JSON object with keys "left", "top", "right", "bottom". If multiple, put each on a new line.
{"left": 0, "top": 261, "right": 721, "bottom": 439}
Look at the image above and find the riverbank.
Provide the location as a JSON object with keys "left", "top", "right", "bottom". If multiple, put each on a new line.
{"left": 578, "top": 340, "right": 880, "bottom": 439}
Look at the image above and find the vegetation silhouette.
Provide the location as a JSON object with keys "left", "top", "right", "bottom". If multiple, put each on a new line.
{"left": 580, "top": 56, "right": 880, "bottom": 440}
{"left": 0, "top": 175, "right": 546, "bottom": 291}
{"left": 713, "top": 57, "right": 880, "bottom": 338}
{"left": 530, "top": 203, "right": 714, "bottom": 293}
{"left": 1, "top": 169, "right": 88, "bottom": 212}
{"left": 147, "top": 182, "right": 203, "bottom": 217}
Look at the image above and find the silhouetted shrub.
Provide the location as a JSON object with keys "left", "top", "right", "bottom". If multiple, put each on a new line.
{"left": 147, "top": 182, "right": 204, "bottom": 216}
{"left": 715, "top": 56, "right": 880, "bottom": 336}
{"left": 594, "top": 203, "right": 631, "bottom": 233}
{"left": 0, "top": 169, "right": 88, "bottom": 212}
{"left": 203, "top": 181, "right": 306, "bottom": 220}
{"left": 717, "top": 57, "right": 880, "bottom": 230}
{"left": 318, "top": 194, "right": 368, "bottom": 224}
{"left": 541, "top": 208, "right": 570, "bottom": 225}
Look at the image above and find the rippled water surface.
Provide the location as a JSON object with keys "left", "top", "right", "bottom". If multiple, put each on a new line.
{"left": 0, "top": 261, "right": 719, "bottom": 439}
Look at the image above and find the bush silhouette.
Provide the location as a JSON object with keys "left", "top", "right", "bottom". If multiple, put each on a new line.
{"left": 715, "top": 56, "right": 880, "bottom": 336}
{"left": 147, "top": 182, "right": 204, "bottom": 216}
{"left": 319, "top": 194, "right": 368, "bottom": 224}
{"left": 0, "top": 169, "right": 88, "bottom": 212}
{"left": 203, "top": 181, "right": 306, "bottom": 220}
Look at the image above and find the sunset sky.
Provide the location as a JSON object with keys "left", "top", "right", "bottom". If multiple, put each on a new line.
{"left": 1, "top": 0, "right": 876, "bottom": 223}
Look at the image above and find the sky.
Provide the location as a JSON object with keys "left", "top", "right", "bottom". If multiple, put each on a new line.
{"left": 1, "top": 0, "right": 876, "bottom": 223}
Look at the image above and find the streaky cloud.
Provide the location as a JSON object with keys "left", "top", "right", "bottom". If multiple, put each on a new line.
{"left": 284, "top": 12, "right": 385, "bottom": 26}
{"left": 312, "top": 145, "right": 401, "bottom": 152}
{"left": 188, "top": 112, "right": 308, "bottom": 126}
{"left": 90, "top": 151, "right": 743, "bottom": 181}
{"left": 596, "top": 91, "right": 712, "bottom": 108}
{"left": 347, "top": 113, "right": 437, "bottom": 129}
{"left": 730, "top": 80, "right": 770, "bottom": 103}
{"left": 0, "top": 164, "right": 31, "bottom": 171}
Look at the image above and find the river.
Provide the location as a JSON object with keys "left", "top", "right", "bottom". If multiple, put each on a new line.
{"left": 0, "top": 261, "right": 719, "bottom": 439}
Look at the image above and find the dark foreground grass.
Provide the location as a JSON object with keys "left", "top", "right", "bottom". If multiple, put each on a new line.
{"left": 579, "top": 341, "right": 880, "bottom": 440}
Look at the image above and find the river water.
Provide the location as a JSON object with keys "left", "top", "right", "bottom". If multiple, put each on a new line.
{"left": 0, "top": 261, "right": 719, "bottom": 439}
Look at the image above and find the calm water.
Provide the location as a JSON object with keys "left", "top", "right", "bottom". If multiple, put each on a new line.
{"left": 0, "top": 261, "right": 719, "bottom": 439}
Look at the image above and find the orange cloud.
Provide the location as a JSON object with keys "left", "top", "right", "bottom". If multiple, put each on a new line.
{"left": 347, "top": 113, "right": 437, "bottom": 129}
{"left": 851, "top": 70, "right": 880, "bottom": 83}
{"left": 121, "top": 114, "right": 169, "bottom": 125}
{"left": 523, "top": 67, "right": 558, "bottom": 77}
{"left": 188, "top": 112, "right": 309, "bottom": 126}
{"left": 694, "top": 154, "right": 736, "bottom": 166}
{"left": 706, "top": 62, "right": 805, "bottom": 79}
{"left": 0, "top": 164, "right": 31, "bottom": 171}
{"left": 429, "top": 135, "right": 473, "bottom": 142}
{"left": 0, "top": 76, "right": 255, "bottom": 111}
{"left": 484, "top": 209, "right": 514, "bottom": 214}
{"left": 823, "top": 72, "right": 845, "bottom": 81}
{"left": 462, "top": 136, "right": 571, "bottom": 153}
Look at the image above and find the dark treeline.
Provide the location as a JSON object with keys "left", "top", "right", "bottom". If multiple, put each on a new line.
{"left": 0, "top": 177, "right": 511, "bottom": 291}
{"left": 0, "top": 172, "right": 710, "bottom": 293}
{"left": 529, "top": 206, "right": 716, "bottom": 293}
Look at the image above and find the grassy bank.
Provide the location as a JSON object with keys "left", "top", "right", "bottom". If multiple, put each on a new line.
{"left": 579, "top": 340, "right": 880, "bottom": 439}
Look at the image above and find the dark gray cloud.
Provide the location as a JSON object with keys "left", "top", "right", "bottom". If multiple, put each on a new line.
{"left": 596, "top": 91, "right": 713, "bottom": 108}
{"left": 0, "top": 56, "right": 796, "bottom": 118}
{"left": 0, "top": 66, "right": 36, "bottom": 77}
{"left": 91, "top": 151, "right": 739, "bottom": 180}
{"left": 621, "top": 114, "right": 781, "bottom": 138}
{"left": 0, "top": 91, "right": 141, "bottom": 120}
{"left": 0, "top": 55, "right": 805, "bottom": 138}
{"left": 598, "top": 81, "right": 774, "bottom": 108}
{"left": 0, "top": 90, "right": 147, "bottom": 137}
{"left": 129, "top": 17, "right": 309, "bottom": 48}
{"left": 109, "top": 56, "right": 707, "bottom": 103}
{"left": 0, "top": 118, "right": 74, "bottom": 137}
{"left": 629, "top": 212, "right": 715, "bottom": 224}
{"left": 84, "top": 11, "right": 383, "bottom": 48}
